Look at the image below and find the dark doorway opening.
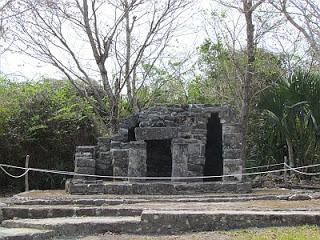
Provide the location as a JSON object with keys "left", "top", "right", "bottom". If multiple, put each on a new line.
{"left": 128, "top": 126, "right": 136, "bottom": 142}
{"left": 128, "top": 121, "right": 140, "bottom": 142}
{"left": 204, "top": 113, "right": 223, "bottom": 181}
{"left": 146, "top": 139, "right": 172, "bottom": 179}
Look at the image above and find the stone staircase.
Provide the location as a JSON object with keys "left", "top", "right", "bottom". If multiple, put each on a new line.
{"left": 1, "top": 190, "right": 320, "bottom": 239}
{"left": 0, "top": 202, "right": 142, "bottom": 239}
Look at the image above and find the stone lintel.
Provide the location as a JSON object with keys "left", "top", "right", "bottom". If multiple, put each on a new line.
{"left": 135, "top": 127, "right": 179, "bottom": 140}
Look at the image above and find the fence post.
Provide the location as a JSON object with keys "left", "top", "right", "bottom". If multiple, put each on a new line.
{"left": 25, "top": 155, "right": 30, "bottom": 192}
{"left": 284, "top": 156, "right": 288, "bottom": 180}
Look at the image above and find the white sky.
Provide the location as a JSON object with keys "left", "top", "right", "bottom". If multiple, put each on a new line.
{"left": 0, "top": 0, "right": 311, "bottom": 81}
{"left": 2, "top": 0, "right": 209, "bottom": 81}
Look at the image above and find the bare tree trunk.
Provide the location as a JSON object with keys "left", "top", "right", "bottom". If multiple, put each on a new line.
{"left": 240, "top": 0, "right": 256, "bottom": 163}
{"left": 132, "top": 68, "right": 140, "bottom": 112}
{"left": 124, "top": 0, "right": 134, "bottom": 110}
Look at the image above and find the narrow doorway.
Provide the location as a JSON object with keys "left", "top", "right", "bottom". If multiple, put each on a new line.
{"left": 204, "top": 113, "right": 223, "bottom": 181}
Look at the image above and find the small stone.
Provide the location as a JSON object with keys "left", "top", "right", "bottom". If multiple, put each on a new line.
{"left": 288, "top": 194, "right": 312, "bottom": 201}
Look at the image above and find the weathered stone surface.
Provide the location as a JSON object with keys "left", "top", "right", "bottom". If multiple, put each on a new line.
{"left": 187, "top": 164, "right": 203, "bottom": 172}
{"left": 222, "top": 124, "right": 241, "bottom": 134}
{"left": 2, "top": 216, "right": 141, "bottom": 236}
{"left": 69, "top": 104, "right": 243, "bottom": 195}
{"left": 140, "top": 210, "right": 320, "bottom": 234}
{"left": 76, "top": 146, "right": 96, "bottom": 155}
{"left": 135, "top": 127, "right": 179, "bottom": 140}
{"left": 0, "top": 227, "right": 54, "bottom": 240}
{"left": 68, "top": 181, "right": 251, "bottom": 195}
{"left": 288, "top": 194, "right": 312, "bottom": 201}
{"left": 74, "top": 167, "right": 95, "bottom": 175}
{"left": 132, "top": 183, "right": 175, "bottom": 195}
{"left": 112, "top": 149, "right": 129, "bottom": 177}
{"left": 75, "top": 158, "right": 95, "bottom": 168}
{"left": 223, "top": 159, "right": 242, "bottom": 182}
{"left": 171, "top": 142, "right": 188, "bottom": 181}
{"left": 97, "top": 137, "right": 110, "bottom": 152}
{"left": 128, "top": 141, "right": 147, "bottom": 181}
{"left": 223, "top": 133, "right": 241, "bottom": 150}
{"left": 223, "top": 149, "right": 241, "bottom": 159}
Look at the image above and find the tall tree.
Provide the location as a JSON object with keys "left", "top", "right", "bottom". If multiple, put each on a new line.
{"left": 272, "top": 0, "right": 320, "bottom": 61}
{"left": 210, "top": 0, "right": 271, "bottom": 162}
{"left": 241, "top": 0, "right": 266, "bottom": 162}
{"left": 11, "top": 0, "right": 190, "bottom": 134}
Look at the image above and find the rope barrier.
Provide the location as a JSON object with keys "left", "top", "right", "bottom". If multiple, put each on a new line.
{"left": 1, "top": 162, "right": 320, "bottom": 180}
{"left": 0, "top": 165, "right": 30, "bottom": 179}
{"left": 245, "top": 163, "right": 284, "bottom": 170}
{"left": 284, "top": 163, "right": 320, "bottom": 176}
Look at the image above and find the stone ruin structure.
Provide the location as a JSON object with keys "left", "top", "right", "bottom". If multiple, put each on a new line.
{"left": 66, "top": 104, "right": 251, "bottom": 194}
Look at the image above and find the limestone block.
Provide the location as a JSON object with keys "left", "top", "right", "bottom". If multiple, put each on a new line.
{"left": 110, "top": 141, "right": 121, "bottom": 149}
{"left": 75, "top": 152, "right": 93, "bottom": 159}
{"left": 135, "top": 127, "right": 179, "bottom": 140}
{"left": 76, "top": 146, "right": 96, "bottom": 156}
{"left": 95, "top": 163, "right": 107, "bottom": 170}
{"left": 99, "top": 152, "right": 112, "bottom": 165}
{"left": 222, "top": 124, "right": 241, "bottom": 134}
{"left": 111, "top": 149, "right": 129, "bottom": 177}
{"left": 187, "top": 163, "right": 203, "bottom": 173}
{"left": 172, "top": 142, "right": 189, "bottom": 165}
{"left": 191, "top": 156, "right": 205, "bottom": 165}
{"left": 223, "top": 159, "right": 242, "bottom": 182}
{"left": 75, "top": 158, "right": 95, "bottom": 168}
{"left": 223, "top": 133, "right": 241, "bottom": 150}
{"left": 223, "top": 149, "right": 241, "bottom": 159}
{"left": 113, "top": 167, "right": 128, "bottom": 177}
{"left": 97, "top": 137, "right": 110, "bottom": 152}
{"left": 128, "top": 141, "right": 147, "bottom": 181}
{"left": 171, "top": 163, "right": 188, "bottom": 180}
{"left": 74, "top": 167, "right": 95, "bottom": 175}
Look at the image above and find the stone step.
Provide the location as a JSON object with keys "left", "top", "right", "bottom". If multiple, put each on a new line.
{"left": 2, "top": 206, "right": 142, "bottom": 220}
{"left": 8, "top": 194, "right": 293, "bottom": 206}
{"left": 8, "top": 199, "right": 149, "bottom": 206}
{"left": 140, "top": 210, "right": 320, "bottom": 234}
{"left": 0, "top": 227, "right": 54, "bottom": 240}
{"left": 2, "top": 216, "right": 141, "bottom": 237}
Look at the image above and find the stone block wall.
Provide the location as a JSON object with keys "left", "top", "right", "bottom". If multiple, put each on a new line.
{"left": 222, "top": 124, "right": 242, "bottom": 181}
{"left": 96, "top": 138, "right": 112, "bottom": 176}
{"left": 74, "top": 146, "right": 96, "bottom": 180}
{"left": 71, "top": 104, "right": 243, "bottom": 184}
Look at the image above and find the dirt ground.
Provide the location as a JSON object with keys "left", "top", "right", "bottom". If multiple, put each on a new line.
{"left": 60, "top": 232, "right": 232, "bottom": 240}
{"left": 59, "top": 226, "right": 320, "bottom": 240}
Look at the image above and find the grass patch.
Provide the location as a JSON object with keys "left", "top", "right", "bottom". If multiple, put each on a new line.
{"left": 227, "top": 225, "right": 320, "bottom": 240}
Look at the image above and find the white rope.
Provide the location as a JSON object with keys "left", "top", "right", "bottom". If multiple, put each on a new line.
{"left": 245, "top": 163, "right": 284, "bottom": 170}
{"left": 0, "top": 163, "right": 291, "bottom": 180}
{"left": 1, "top": 162, "right": 320, "bottom": 180}
{"left": 284, "top": 163, "right": 320, "bottom": 176}
{"left": 0, "top": 165, "right": 30, "bottom": 179}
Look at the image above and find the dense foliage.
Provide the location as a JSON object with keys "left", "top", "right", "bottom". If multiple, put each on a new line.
{"left": 0, "top": 78, "right": 96, "bottom": 192}
{"left": 247, "top": 71, "right": 320, "bottom": 168}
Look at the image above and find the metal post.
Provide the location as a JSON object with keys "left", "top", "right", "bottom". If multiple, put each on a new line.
{"left": 25, "top": 155, "right": 30, "bottom": 192}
